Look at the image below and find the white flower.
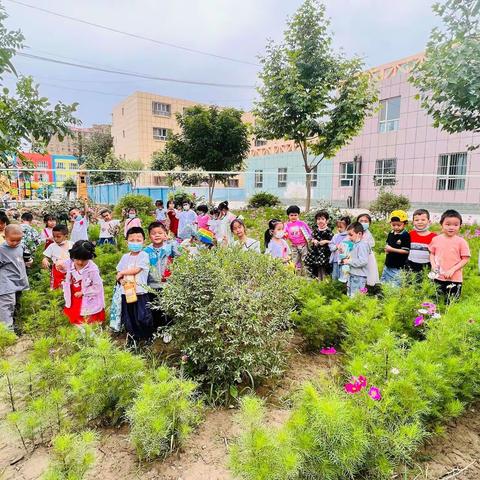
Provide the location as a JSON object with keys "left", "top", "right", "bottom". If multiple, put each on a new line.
{"left": 432, "top": 313, "right": 441, "bottom": 319}
{"left": 418, "top": 309, "right": 428, "bottom": 315}
{"left": 390, "top": 367, "right": 400, "bottom": 375}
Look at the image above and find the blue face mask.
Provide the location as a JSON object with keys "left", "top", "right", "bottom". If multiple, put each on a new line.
{"left": 75, "top": 215, "right": 82, "bottom": 222}
{"left": 360, "top": 222, "right": 369, "bottom": 231}
{"left": 128, "top": 213, "right": 136, "bottom": 219}
{"left": 128, "top": 242, "right": 143, "bottom": 252}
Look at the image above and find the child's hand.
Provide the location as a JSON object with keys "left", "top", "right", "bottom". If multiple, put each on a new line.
{"left": 41, "top": 258, "right": 50, "bottom": 269}
{"left": 443, "top": 268, "right": 456, "bottom": 279}
{"left": 312, "top": 239, "right": 319, "bottom": 246}
{"left": 385, "top": 245, "right": 394, "bottom": 253}
{"left": 116, "top": 272, "right": 124, "bottom": 281}
{"left": 56, "top": 261, "right": 66, "bottom": 272}
{"left": 74, "top": 291, "right": 83, "bottom": 298}
{"left": 342, "top": 257, "right": 350, "bottom": 265}
{"left": 25, "top": 260, "right": 33, "bottom": 268}
{"left": 319, "top": 240, "right": 330, "bottom": 246}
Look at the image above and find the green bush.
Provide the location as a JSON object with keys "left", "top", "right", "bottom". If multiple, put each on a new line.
{"left": 41, "top": 199, "right": 85, "bottom": 224}
{"left": 368, "top": 188, "right": 411, "bottom": 220}
{"left": 126, "top": 366, "right": 202, "bottom": 460}
{"left": 247, "top": 192, "right": 281, "bottom": 208}
{"left": 168, "top": 189, "right": 203, "bottom": 207}
{"left": 113, "top": 193, "right": 155, "bottom": 218}
{"left": 156, "top": 248, "right": 297, "bottom": 403}
{"left": 0, "top": 323, "right": 17, "bottom": 355}
{"left": 303, "top": 201, "right": 345, "bottom": 229}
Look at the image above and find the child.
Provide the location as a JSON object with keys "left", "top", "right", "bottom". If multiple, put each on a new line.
{"left": 63, "top": 240, "right": 105, "bottom": 325}
{"left": 20, "top": 212, "right": 41, "bottom": 253}
{"left": 356, "top": 213, "right": 379, "bottom": 287}
{"left": 284, "top": 205, "right": 312, "bottom": 274}
{"left": 208, "top": 206, "right": 221, "bottom": 240}
{"left": 0, "top": 225, "right": 31, "bottom": 331}
{"left": 176, "top": 201, "right": 197, "bottom": 240}
{"left": 98, "top": 209, "right": 120, "bottom": 245}
{"left": 166, "top": 200, "right": 179, "bottom": 237}
{"left": 264, "top": 219, "right": 291, "bottom": 262}
{"left": 342, "top": 222, "right": 371, "bottom": 297}
{"left": 116, "top": 226, "right": 153, "bottom": 342}
{"left": 69, "top": 207, "right": 89, "bottom": 243}
{"left": 40, "top": 214, "right": 56, "bottom": 249}
{"left": 217, "top": 201, "right": 237, "bottom": 246}
{"left": 381, "top": 210, "right": 411, "bottom": 286}
{"left": 329, "top": 216, "right": 351, "bottom": 281}
{"left": 429, "top": 209, "right": 470, "bottom": 301}
{"left": 0, "top": 212, "right": 10, "bottom": 245}
{"left": 407, "top": 209, "right": 437, "bottom": 273}
{"left": 123, "top": 208, "right": 142, "bottom": 238}
{"left": 154, "top": 200, "right": 167, "bottom": 225}
{"left": 42, "top": 225, "right": 72, "bottom": 289}
{"left": 231, "top": 218, "right": 261, "bottom": 253}
{"left": 196, "top": 205, "right": 211, "bottom": 231}
{"left": 305, "top": 210, "right": 333, "bottom": 280}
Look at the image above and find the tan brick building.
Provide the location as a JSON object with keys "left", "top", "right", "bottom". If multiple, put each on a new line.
{"left": 47, "top": 124, "right": 111, "bottom": 156}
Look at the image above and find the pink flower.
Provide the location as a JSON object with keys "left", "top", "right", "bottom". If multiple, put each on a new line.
{"left": 359, "top": 287, "right": 368, "bottom": 294}
{"left": 414, "top": 316, "right": 424, "bottom": 327}
{"left": 344, "top": 382, "right": 362, "bottom": 394}
{"left": 474, "top": 229, "right": 480, "bottom": 238}
{"left": 181, "top": 354, "right": 189, "bottom": 363}
{"left": 368, "top": 386, "right": 382, "bottom": 401}
{"left": 320, "top": 347, "right": 337, "bottom": 355}
{"left": 357, "top": 375, "right": 367, "bottom": 388}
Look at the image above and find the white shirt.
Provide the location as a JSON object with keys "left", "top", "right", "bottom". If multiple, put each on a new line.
{"left": 71, "top": 217, "right": 89, "bottom": 243}
{"left": 176, "top": 210, "right": 197, "bottom": 239}
{"left": 43, "top": 241, "right": 73, "bottom": 264}
{"left": 116, "top": 251, "right": 150, "bottom": 294}
{"left": 99, "top": 219, "right": 120, "bottom": 239}
{"left": 40, "top": 227, "right": 53, "bottom": 242}
{"left": 234, "top": 238, "right": 261, "bottom": 253}
{"left": 155, "top": 208, "right": 167, "bottom": 222}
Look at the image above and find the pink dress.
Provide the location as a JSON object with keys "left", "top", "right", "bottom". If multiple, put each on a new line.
{"left": 124, "top": 217, "right": 142, "bottom": 237}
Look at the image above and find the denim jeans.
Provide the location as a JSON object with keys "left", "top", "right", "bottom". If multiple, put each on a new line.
{"left": 381, "top": 266, "right": 402, "bottom": 287}
{"left": 347, "top": 275, "right": 367, "bottom": 297}
{"left": 97, "top": 237, "right": 116, "bottom": 246}
{"left": 331, "top": 262, "right": 340, "bottom": 281}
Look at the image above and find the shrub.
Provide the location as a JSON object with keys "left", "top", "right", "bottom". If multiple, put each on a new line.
{"left": 126, "top": 366, "right": 202, "bottom": 460}
{"left": 41, "top": 199, "right": 85, "bottom": 224}
{"left": 157, "top": 248, "right": 296, "bottom": 403}
{"left": 0, "top": 324, "right": 17, "bottom": 355}
{"left": 247, "top": 192, "right": 281, "bottom": 208}
{"left": 168, "top": 189, "right": 203, "bottom": 207}
{"left": 113, "top": 193, "right": 155, "bottom": 218}
{"left": 369, "top": 188, "right": 411, "bottom": 220}
{"left": 303, "top": 201, "right": 345, "bottom": 229}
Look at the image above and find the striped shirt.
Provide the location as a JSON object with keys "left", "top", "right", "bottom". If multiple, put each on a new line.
{"left": 408, "top": 230, "right": 437, "bottom": 265}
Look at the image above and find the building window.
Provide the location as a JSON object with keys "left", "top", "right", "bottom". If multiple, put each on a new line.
{"left": 69, "top": 163, "right": 78, "bottom": 170}
{"left": 379, "top": 96, "right": 400, "bottom": 133}
{"left": 37, "top": 160, "right": 48, "bottom": 169}
{"left": 340, "top": 162, "right": 354, "bottom": 187}
{"left": 374, "top": 158, "right": 397, "bottom": 186}
{"left": 254, "top": 138, "right": 267, "bottom": 147}
{"left": 153, "top": 127, "right": 169, "bottom": 140}
{"left": 254, "top": 170, "right": 263, "bottom": 188}
{"left": 152, "top": 102, "right": 171, "bottom": 117}
{"left": 56, "top": 162, "right": 65, "bottom": 169}
{"left": 436, "top": 152, "right": 467, "bottom": 191}
{"left": 311, "top": 165, "right": 318, "bottom": 188}
{"left": 227, "top": 178, "right": 239, "bottom": 188}
{"left": 278, "top": 167, "right": 287, "bottom": 188}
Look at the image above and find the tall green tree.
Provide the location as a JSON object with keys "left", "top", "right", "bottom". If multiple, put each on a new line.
{"left": 410, "top": 0, "right": 480, "bottom": 139}
{"left": 122, "top": 159, "right": 144, "bottom": 189}
{"left": 0, "top": 3, "right": 78, "bottom": 169}
{"left": 164, "top": 105, "right": 250, "bottom": 203}
{"left": 151, "top": 149, "right": 205, "bottom": 188}
{"left": 84, "top": 152, "right": 125, "bottom": 185}
{"left": 254, "top": 0, "right": 377, "bottom": 210}
{"left": 83, "top": 131, "right": 113, "bottom": 161}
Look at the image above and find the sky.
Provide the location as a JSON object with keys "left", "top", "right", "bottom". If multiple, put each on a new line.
{"left": 3, "top": 0, "right": 439, "bottom": 127}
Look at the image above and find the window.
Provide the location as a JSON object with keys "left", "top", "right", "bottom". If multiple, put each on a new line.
{"left": 227, "top": 178, "right": 239, "bottom": 188}
{"left": 278, "top": 167, "right": 287, "bottom": 188}
{"left": 254, "top": 138, "right": 267, "bottom": 147}
{"left": 40, "top": 173, "right": 49, "bottom": 182}
{"left": 254, "top": 170, "right": 263, "bottom": 188}
{"left": 152, "top": 102, "right": 171, "bottom": 117}
{"left": 374, "top": 158, "right": 397, "bottom": 186}
{"left": 311, "top": 165, "right": 318, "bottom": 188}
{"left": 340, "top": 162, "right": 354, "bottom": 187}
{"left": 69, "top": 163, "right": 78, "bottom": 170}
{"left": 436, "top": 152, "right": 467, "bottom": 191}
{"left": 379, "top": 96, "right": 401, "bottom": 132}
{"left": 153, "top": 127, "right": 169, "bottom": 140}
{"left": 37, "top": 160, "right": 48, "bottom": 169}
{"left": 56, "top": 161, "right": 65, "bottom": 169}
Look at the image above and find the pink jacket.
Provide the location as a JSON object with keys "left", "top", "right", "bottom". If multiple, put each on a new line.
{"left": 63, "top": 260, "right": 105, "bottom": 316}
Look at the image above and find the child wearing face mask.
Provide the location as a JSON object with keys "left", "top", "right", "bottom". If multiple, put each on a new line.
{"left": 264, "top": 219, "right": 291, "bottom": 263}
{"left": 124, "top": 208, "right": 142, "bottom": 238}
{"left": 176, "top": 201, "right": 197, "bottom": 240}
{"left": 63, "top": 240, "right": 105, "bottom": 325}
{"left": 356, "top": 213, "right": 379, "bottom": 287}
{"left": 69, "top": 207, "right": 89, "bottom": 243}
{"left": 407, "top": 209, "right": 437, "bottom": 273}
{"left": 42, "top": 224, "right": 72, "bottom": 289}
{"left": 329, "top": 216, "right": 351, "bottom": 282}
{"left": 116, "top": 226, "right": 153, "bottom": 343}
{"left": 305, "top": 210, "right": 333, "bottom": 281}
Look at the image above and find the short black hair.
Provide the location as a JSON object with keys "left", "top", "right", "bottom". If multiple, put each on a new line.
{"left": 440, "top": 209, "right": 462, "bottom": 225}
{"left": 148, "top": 221, "right": 168, "bottom": 233}
{"left": 126, "top": 226, "right": 145, "bottom": 239}
{"left": 315, "top": 210, "right": 329, "bottom": 221}
{"left": 43, "top": 214, "right": 55, "bottom": 224}
{"left": 413, "top": 209, "right": 430, "bottom": 220}
{"left": 68, "top": 207, "right": 80, "bottom": 214}
{"left": 197, "top": 204, "right": 208, "bottom": 214}
{"left": 0, "top": 213, "right": 10, "bottom": 225}
{"left": 70, "top": 240, "right": 95, "bottom": 260}
{"left": 286, "top": 205, "right": 300, "bottom": 215}
{"left": 21, "top": 212, "right": 33, "bottom": 222}
{"left": 210, "top": 206, "right": 219, "bottom": 216}
{"left": 347, "top": 222, "right": 365, "bottom": 234}
{"left": 155, "top": 200, "right": 164, "bottom": 205}
{"left": 218, "top": 201, "right": 229, "bottom": 211}
{"left": 230, "top": 218, "right": 245, "bottom": 233}
{"left": 337, "top": 216, "right": 351, "bottom": 227}
{"left": 357, "top": 213, "right": 372, "bottom": 223}
{"left": 53, "top": 224, "right": 69, "bottom": 235}
{"left": 99, "top": 208, "right": 111, "bottom": 216}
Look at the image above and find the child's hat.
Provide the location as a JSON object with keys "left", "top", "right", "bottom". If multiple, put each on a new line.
{"left": 389, "top": 210, "right": 408, "bottom": 222}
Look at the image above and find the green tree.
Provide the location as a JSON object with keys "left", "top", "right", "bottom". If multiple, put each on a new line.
{"left": 63, "top": 177, "right": 76, "bottom": 200}
{"left": 410, "top": 0, "right": 480, "bottom": 139}
{"left": 254, "top": 0, "right": 377, "bottom": 210}
{"left": 83, "top": 130, "right": 113, "bottom": 161}
{"left": 165, "top": 105, "right": 250, "bottom": 203}
{"left": 122, "top": 159, "right": 144, "bottom": 189}
{"left": 84, "top": 152, "right": 125, "bottom": 185}
{"left": 151, "top": 149, "right": 205, "bottom": 187}
{"left": 0, "top": 4, "right": 78, "bottom": 169}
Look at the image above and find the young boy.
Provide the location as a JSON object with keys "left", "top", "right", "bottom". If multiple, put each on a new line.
{"left": 329, "top": 216, "right": 351, "bottom": 282}
{"left": 116, "top": 226, "right": 153, "bottom": 344}
{"left": 0, "top": 225, "right": 32, "bottom": 331}
{"left": 42, "top": 224, "right": 72, "bottom": 289}
{"left": 284, "top": 205, "right": 312, "bottom": 274}
{"left": 381, "top": 210, "right": 411, "bottom": 287}
{"left": 154, "top": 200, "right": 167, "bottom": 225}
{"left": 20, "top": 211, "right": 41, "bottom": 253}
{"left": 176, "top": 201, "right": 197, "bottom": 240}
{"left": 429, "top": 209, "right": 470, "bottom": 302}
{"left": 69, "top": 207, "right": 89, "bottom": 243}
{"left": 98, "top": 209, "right": 120, "bottom": 245}
{"left": 342, "top": 222, "right": 371, "bottom": 297}
{"left": 407, "top": 209, "right": 437, "bottom": 273}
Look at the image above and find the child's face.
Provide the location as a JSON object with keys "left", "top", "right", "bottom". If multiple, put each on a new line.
{"left": 288, "top": 213, "right": 299, "bottom": 222}
{"left": 232, "top": 222, "right": 246, "bottom": 238}
{"left": 390, "top": 221, "right": 406, "bottom": 233}
{"left": 102, "top": 211, "right": 112, "bottom": 222}
{"left": 441, "top": 217, "right": 461, "bottom": 236}
{"left": 348, "top": 229, "right": 363, "bottom": 243}
{"left": 128, "top": 209, "right": 136, "bottom": 217}
{"left": 272, "top": 223, "right": 285, "bottom": 238}
{"left": 73, "top": 258, "right": 89, "bottom": 269}
{"left": 0, "top": 221, "right": 5, "bottom": 232}
{"left": 47, "top": 219, "right": 56, "bottom": 228}
{"left": 413, "top": 214, "right": 429, "bottom": 230}
{"left": 150, "top": 227, "right": 168, "bottom": 245}
{"left": 127, "top": 232, "right": 144, "bottom": 245}
{"left": 70, "top": 209, "right": 80, "bottom": 221}
{"left": 156, "top": 202, "right": 162, "bottom": 208}
{"left": 5, "top": 231, "right": 22, "bottom": 248}
{"left": 357, "top": 215, "right": 370, "bottom": 226}
{"left": 336, "top": 221, "right": 347, "bottom": 233}
{"left": 316, "top": 216, "right": 328, "bottom": 229}
{"left": 53, "top": 231, "right": 67, "bottom": 245}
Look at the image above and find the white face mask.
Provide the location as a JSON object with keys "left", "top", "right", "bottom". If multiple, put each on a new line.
{"left": 274, "top": 231, "right": 284, "bottom": 239}
{"left": 183, "top": 205, "right": 190, "bottom": 211}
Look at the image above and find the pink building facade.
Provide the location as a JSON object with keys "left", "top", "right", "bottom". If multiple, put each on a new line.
{"left": 331, "top": 54, "right": 480, "bottom": 212}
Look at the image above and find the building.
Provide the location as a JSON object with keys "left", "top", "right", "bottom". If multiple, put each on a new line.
{"left": 17, "top": 152, "right": 54, "bottom": 183}
{"left": 52, "top": 155, "right": 79, "bottom": 186}
{"left": 47, "top": 124, "right": 111, "bottom": 156}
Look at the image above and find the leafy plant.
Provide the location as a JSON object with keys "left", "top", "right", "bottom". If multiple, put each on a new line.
{"left": 41, "top": 199, "right": 85, "bottom": 224}
{"left": 126, "top": 366, "right": 202, "bottom": 460}
{"left": 0, "top": 323, "right": 17, "bottom": 354}
{"left": 113, "top": 193, "right": 155, "bottom": 219}
{"left": 303, "top": 201, "right": 345, "bottom": 229}
{"left": 368, "top": 188, "right": 411, "bottom": 220}
{"left": 247, "top": 192, "right": 281, "bottom": 208}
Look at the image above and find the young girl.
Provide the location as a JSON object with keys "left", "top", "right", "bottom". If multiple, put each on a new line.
{"left": 265, "top": 219, "right": 291, "bottom": 262}
{"left": 357, "top": 213, "right": 379, "bottom": 287}
{"left": 208, "top": 207, "right": 221, "bottom": 240}
{"left": 217, "top": 201, "right": 237, "bottom": 246}
{"left": 196, "top": 205, "right": 210, "bottom": 231}
{"left": 41, "top": 214, "right": 56, "bottom": 249}
{"left": 124, "top": 208, "right": 142, "bottom": 238}
{"left": 231, "top": 218, "right": 260, "bottom": 253}
{"left": 176, "top": 201, "right": 197, "bottom": 240}
{"left": 166, "top": 200, "right": 179, "bottom": 237}
{"left": 329, "top": 216, "right": 351, "bottom": 281}
{"left": 305, "top": 210, "right": 333, "bottom": 281}
{"left": 63, "top": 241, "right": 105, "bottom": 325}
{"left": 42, "top": 224, "right": 72, "bottom": 289}
{"left": 69, "top": 208, "right": 89, "bottom": 243}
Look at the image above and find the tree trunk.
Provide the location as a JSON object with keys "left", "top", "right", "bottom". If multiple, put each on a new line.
{"left": 208, "top": 175, "right": 215, "bottom": 205}
{"left": 305, "top": 169, "right": 312, "bottom": 212}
